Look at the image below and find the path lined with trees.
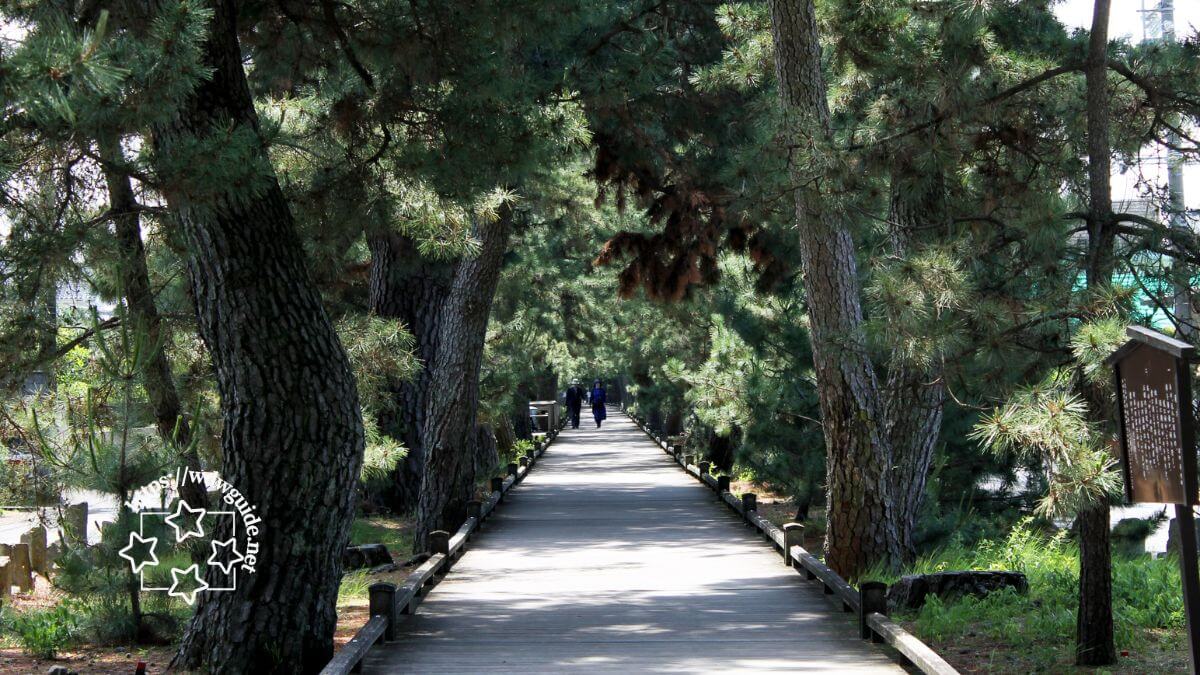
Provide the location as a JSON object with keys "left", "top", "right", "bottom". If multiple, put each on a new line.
{"left": 365, "top": 410, "right": 903, "bottom": 673}
{"left": 1, "top": 0, "right": 1199, "bottom": 672}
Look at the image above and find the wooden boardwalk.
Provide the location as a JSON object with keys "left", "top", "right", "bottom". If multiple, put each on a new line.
{"left": 364, "top": 410, "right": 905, "bottom": 673}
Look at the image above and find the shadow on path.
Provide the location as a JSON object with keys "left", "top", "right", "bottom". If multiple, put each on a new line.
{"left": 363, "top": 410, "right": 905, "bottom": 673}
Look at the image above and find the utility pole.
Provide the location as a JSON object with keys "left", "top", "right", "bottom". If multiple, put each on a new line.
{"left": 1153, "top": 0, "right": 1192, "bottom": 335}
{"left": 1148, "top": 7, "right": 1200, "bottom": 674}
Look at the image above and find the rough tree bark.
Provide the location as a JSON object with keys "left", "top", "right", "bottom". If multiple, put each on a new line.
{"left": 367, "top": 232, "right": 454, "bottom": 511}
{"left": 511, "top": 391, "right": 533, "bottom": 441}
{"left": 414, "top": 212, "right": 513, "bottom": 550}
{"left": 474, "top": 423, "right": 499, "bottom": 476}
{"left": 883, "top": 162, "right": 948, "bottom": 561}
{"left": 147, "top": 2, "right": 365, "bottom": 671}
{"left": 99, "top": 136, "right": 207, "bottom": 511}
{"left": 665, "top": 409, "right": 683, "bottom": 436}
{"left": 1075, "top": 0, "right": 1117, "bottom": 665}
{"left": 767, "top": 0, "right": 903, "bottom": 577}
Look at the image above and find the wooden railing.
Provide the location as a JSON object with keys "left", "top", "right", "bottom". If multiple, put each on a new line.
{"left": 627, "top": 411, "right": 960, "bottom": 675}
{"left": 321, "top": 421, "right": 563, "bottom": 675}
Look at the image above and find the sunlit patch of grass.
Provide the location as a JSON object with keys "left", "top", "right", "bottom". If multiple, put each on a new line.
{"left": 338, "top": 570, "right": 372, "bottom": 606}
{"left": 872, "top": 519, "right": 1189, "bottom": 673}
{"left": 350, "top": 515, "right": 413, "bottom": 554}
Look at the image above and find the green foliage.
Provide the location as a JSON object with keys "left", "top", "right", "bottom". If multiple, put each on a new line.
{"left": 501, "top": 439, "right": 536, "bottom": 469}
{"left": 350, "top": 516, "right": 413, "bottom": 553}
{"left": 337, "top": 314, "right": 418, "bottom": 418}
{"left": 4, "top": 601, "right": 83, "bottom": 658}
{"left": 359, "top": 415, "right": 406, "bottom": 496}
{"left": 971, "top": 321, "right": 1125, "bottom": 519}
{"left": 884, "top": 520, "right": 1185, "bottom": 669}
{"left": 338, "top": 570, "right": 373, "bottom": 604}
{"left": 865, "top": 248, "right": 971, "bottom": 369}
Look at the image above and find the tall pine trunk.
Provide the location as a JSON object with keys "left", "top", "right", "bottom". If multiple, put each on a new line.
{"left": 1075, "top": 0, "right": 1117, "bottom": 665}
{"left": 368, "top": 232, "right": 454, "bottom": 511}
{"left": 767, "top": 0, "right": 902, "bottom": 577}
{"left": 1076, "top": 501, "right": 1115, "bottom": 664}
{"left": 149, "top": 2, "right": 365, "bottom": 671}
{"left": 415, "top": 213, "right": 512, "bottom": 550}
{"left": 884, "top": 163, "right": 948, "bottom": 560}
{"left": 99, "top": 136, "right": 207, "bottom": 511}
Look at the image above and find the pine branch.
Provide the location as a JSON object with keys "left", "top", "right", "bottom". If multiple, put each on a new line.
{"left": 846, "top": 64, "right": 1084, "bottom": 151}
{"left": 319, "top": 0, "right": 376, "bottom": 91}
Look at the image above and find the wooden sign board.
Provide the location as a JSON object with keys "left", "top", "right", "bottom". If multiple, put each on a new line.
{"left": 1108, "top": 326, "right": 1198, "bottom": 505}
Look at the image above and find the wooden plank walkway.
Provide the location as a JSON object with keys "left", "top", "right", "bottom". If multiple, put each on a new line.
{"left": 364, "top": 410, "right": 905, "bottom": 673}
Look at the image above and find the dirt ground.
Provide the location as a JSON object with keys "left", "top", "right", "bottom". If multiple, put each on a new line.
{"left": 0, "top": 574, "right": 176, "bottom": 674}
{"left": 0, "top": 645, "right": 176, "bottom": 674}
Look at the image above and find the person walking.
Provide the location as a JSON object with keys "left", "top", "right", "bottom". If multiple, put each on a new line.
{"left": 565, "top": 382, "right": 583, "bottom": 429}
{"left": 590, "top": 379, "right": 607, "bottom": 428}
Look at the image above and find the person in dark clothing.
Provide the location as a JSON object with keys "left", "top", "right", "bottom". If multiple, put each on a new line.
{"left": 590, "top": 379, "right": 607, "bottom": 428}
{"left": 564, "top": 383, "right": 583, "bottom": 429}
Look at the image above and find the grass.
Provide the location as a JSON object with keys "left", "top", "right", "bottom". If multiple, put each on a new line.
{"left": 349, "top": 514, "right": 413, "bottom": 554}
{"left": 0, "top": 602, "right": 82, "bottom": 658}
{"left": 338, "top": 570, "right": 374, "bottom": 603}
{"left": 876, "top": 519, "right": 1189, "bottom": 673}
{"left": 339, "top": 514, "right": 416, "bottom": 607}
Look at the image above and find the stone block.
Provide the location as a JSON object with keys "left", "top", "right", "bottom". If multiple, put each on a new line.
{"left": 20, "top": 525, "right": 47, "bottom": 576}
{"left": 343, "top": 544, "right": 394, "bottom": 571}
{"left": 887, "top": 571, "right": 1028, "bottom": 611}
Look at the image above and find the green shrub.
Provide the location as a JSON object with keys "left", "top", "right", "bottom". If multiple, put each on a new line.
{"left": 501, "top": 439, "right": 536, "bottom": 468}
{"left": 7, "top": 602, "right": 82, "bottom": 658}
{"left": 886, "top": 518, "right": 1187, "bottom": 667}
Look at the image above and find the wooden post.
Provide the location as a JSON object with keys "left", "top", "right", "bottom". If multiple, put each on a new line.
{"left": 507, "top": 462, "right": 519, "bottom": 478}
{"left": 683, "top": 454, "right": 694, "bottom": 468}
{"left": 467, "top": 500, "right": 482, "bottom": 522}
{"left": 369, "top": 582, "right": 398, "bottom": 641}
{"left": 490, "top": 476, "right": 504, "bottom": 493}
{"left": 672, "top": 446, "right": 683, "bottom": 463}
{"left": 717, "top": 475, "right": 730, "bottom": 493}
{"left": 698, "top": 460, "right": 711, "bottom": 476}
{"left": 8, "top": 543, "right": 32, "bottom": 592}
{"left": 430, "top": 531, "right": 450, "bottom": 556}
{"left": 1175, "top": 504, "right": 1200, "bottom": 673}
{"left": 0, "top": 556, "right": 10, "bottom": 604}
{"left": 519, "top": 456, "right": 530, "bottom": 470}
{"left": 859, "top": 581, "right": 888, "bottom": 642}
{"left": 21, "top": 526, "right": 47, "bottom": 576}
{"left": 430, "top": 529, "right": 451, "bottom": 574}
{"left": 783, "top": 523, "right": 804, "bottom": 566}
{"left": 742, "top": 493, "right": 757, "bottom": 513}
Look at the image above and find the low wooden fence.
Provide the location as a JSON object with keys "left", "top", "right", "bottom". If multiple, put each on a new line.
{"left": 627, "top": 411, "right": 959, "bottom": 675}
{"left": 321, "top": 421, "right": 564, "bottom": 675}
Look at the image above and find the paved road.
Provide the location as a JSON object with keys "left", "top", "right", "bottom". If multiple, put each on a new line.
{"left": 365, "top": 410, "right": 904, "bottom": 673}
{"left": 0, "top": 489, "right": 116, "bottom": 547}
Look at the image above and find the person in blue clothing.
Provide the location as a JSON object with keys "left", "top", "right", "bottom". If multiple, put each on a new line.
{"left": 590, "top": 379, "right": 607, "bottom": 428}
